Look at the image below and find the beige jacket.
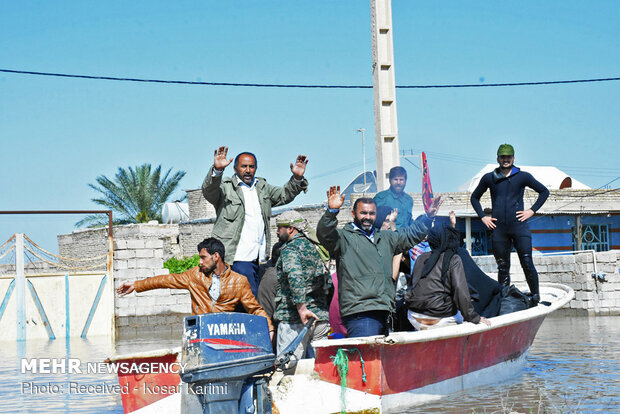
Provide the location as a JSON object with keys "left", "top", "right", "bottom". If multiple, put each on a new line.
{"left": 134, "top": 265, "right": 274, "bottom": 331}
{"left": 201, "top": 166, "right": 308, "bottom": 263}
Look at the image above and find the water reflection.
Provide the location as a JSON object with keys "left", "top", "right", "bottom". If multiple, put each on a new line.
{"left": 0, "top": 335, "right": 180, "bottom": 413}
{"left": 0, "top": 336, "right": 121, "bottom": 413}
{"left": 405, "top": 316, "right": 620, "bottom": 413}
{"left": 0, "top": 316, "right": 618, "bottom": 413}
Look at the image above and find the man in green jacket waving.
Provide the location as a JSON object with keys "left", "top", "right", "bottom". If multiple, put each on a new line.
{"left": 317, "top": 186, "right": 441, "bottom": 337}
{"left": 202, "top": 146, "right": 309, "bottom": 295}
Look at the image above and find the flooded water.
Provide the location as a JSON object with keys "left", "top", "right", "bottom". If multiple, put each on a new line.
{"left": 0, "top": 316, "right": 618, "bottom": 413}
{"left": 406, "top": 315, "right": 620, "bottom": 413}
{"left": 0, "top": 336, "right": 180, "bottom": 414}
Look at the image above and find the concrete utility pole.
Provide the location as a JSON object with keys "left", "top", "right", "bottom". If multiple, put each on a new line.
{"left": 357, "top": 128, "right": 367, "bottom": 193}
{"left": 371, "top": 0, "right": 400, "bottom": 191}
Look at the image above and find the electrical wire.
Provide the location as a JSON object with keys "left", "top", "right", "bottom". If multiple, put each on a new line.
{"left": 404, "top": 148, "right": 489, "bottom": 164}
{"left": 308, "top": 158, "right": 376, "bottom": 180}
{"left": 1, "top": 69, "right": 619, "bottom": 89}
{"left": 403, "top": 157, "right": 420, "bottom": 170}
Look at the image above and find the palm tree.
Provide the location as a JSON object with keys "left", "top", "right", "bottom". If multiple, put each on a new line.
{"left": 76, "top": 164, "right": 186, "bottom": 227}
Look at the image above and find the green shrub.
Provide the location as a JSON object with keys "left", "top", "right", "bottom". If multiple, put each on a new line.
{"left": 164, "top": 254, "right": 199, "bottom": 273}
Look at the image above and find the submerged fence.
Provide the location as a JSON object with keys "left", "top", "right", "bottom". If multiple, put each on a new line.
{"left": 0, "top": 233, "right": 114, "bottom": 341}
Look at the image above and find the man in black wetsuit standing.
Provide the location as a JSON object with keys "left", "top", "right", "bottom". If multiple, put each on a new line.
{"left": 470, "top": 144, "right": 549, "bottom": 301}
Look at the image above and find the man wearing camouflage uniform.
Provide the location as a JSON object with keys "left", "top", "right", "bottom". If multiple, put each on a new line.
{"left": 273, "top": 210, "right": 330, "bottom": 365}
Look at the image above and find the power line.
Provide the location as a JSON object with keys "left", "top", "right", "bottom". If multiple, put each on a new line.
{"left": 308, "top": 157, "right": 376, "bottom": 180}
{"left": 402, "top": 157, "right": 421, "bottom": 170}
{"left": 1, "top": 68, "right": 619, "bottom": 89}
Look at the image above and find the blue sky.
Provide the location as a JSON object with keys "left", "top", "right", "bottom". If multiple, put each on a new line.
{"left": 1, "top": 1, "right": 619, "bottom": 253}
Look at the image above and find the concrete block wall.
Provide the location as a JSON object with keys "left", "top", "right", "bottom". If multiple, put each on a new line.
{"left": 57, "top": 223, "right": 181, "bottom": 267}
{"left": 58, "top": 227, "right": 108, "bottom": 271}
{"left": 0, "top": 260, "right": 58, "bottom": 275}
{"left": 178, "top": 202, "right": 353, "bottom": 259}
{"left": 0, "top": 229, "right": 107, "bottom": 275}
{"left": 50, "top": 200, "right": 619, "bottom": 342}
{"left": 186, "top": 189, "right": 217, "bottom": 221}
{"left": 52, "top": 203, "right": 355, "bottom": 340}
{"left": 185, "top": 187, "right": 619, "bottom": 223}
{"left": 473, "top": 250, "right": 620, "bottom": 315}
{"left": 111, "top": 223, "right": 188, "bottom": 340}
{"left": 179, "top": 220, "right": 214, "bottom": 259}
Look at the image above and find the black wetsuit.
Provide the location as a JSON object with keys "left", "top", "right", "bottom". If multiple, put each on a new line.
{"left": 470, "top": 166, "right": 549, "bottom": 295}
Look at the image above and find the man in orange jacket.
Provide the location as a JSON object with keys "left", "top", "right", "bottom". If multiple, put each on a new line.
{"left": 117, "top": 237, "right": 274, "bottom": 337}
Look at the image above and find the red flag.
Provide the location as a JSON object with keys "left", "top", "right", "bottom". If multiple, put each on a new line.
{"left": 421, "top": 152, "right": 434, "bottom": 213}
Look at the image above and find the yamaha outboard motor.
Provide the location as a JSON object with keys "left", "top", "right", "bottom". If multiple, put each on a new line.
{"left": 181, "top": 312, "right": 314, "bottom": 414}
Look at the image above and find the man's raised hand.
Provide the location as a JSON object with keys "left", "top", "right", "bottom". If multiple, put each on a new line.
{"left": 449, "top": 210, "right": 457, "bottom": 228}
{"left": 290, "top": 155, "right": 308, "bottom": 180}
{"left": 214, "top": 146, "right": 233, "bottom": 171}
{"left": 387, "top": 208, "right": 398, "bottom": 224}
{"left": 426, "top": 195, "right": 443, "bottom": 218}
{"left": 326, "top": 186, "right": 345, "bottom": 210}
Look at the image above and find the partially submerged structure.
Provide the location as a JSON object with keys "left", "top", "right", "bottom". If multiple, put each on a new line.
{"left": 43, "top": 165, "right": 618, "bottom": 339}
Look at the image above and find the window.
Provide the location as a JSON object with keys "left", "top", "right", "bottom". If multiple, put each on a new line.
{"left": 460, "top": 231, "right": 489, "bottom": 256}
{"left": 573, "top": 224, "right": 609, "bottom": 252}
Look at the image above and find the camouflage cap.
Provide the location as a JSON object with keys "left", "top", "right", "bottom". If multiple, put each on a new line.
{"left": 276, "top": 209, "right": 329, "bottom": 261}
{"left": 275, "top": 210, "right": 308, "bottom": 232}
{"left": 497, "top": 143, "right": 515, "bottom": 156}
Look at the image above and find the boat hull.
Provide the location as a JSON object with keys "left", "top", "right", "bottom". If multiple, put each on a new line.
{"left": 314, "top": 315, "right": 545, "bottom": 396}
{"left": 109, "top": 283, "right": 573, "bottom": 413}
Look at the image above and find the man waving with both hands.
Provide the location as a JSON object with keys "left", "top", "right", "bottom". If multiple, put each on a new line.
{"left": 202, "top": 146, "right": 310, "bottom": 295}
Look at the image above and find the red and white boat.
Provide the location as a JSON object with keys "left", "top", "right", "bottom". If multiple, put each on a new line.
{"left": 107, "top": 282, "right": 573, "bottom": 414}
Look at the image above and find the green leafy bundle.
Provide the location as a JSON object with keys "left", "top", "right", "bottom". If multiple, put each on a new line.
{"left": 163, "top": 255, "right": 199, "bottom": 274}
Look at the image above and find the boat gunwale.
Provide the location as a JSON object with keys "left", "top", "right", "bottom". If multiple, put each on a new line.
{"left": 103, "top": 283, "right": 574, "bottom": 361}
{"left": 312, "top": 282, "right": 574, "bottom": 348}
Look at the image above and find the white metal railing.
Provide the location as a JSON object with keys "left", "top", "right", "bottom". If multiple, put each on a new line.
{"left": 0, "top": 233, "right": 113, "bottom": 341}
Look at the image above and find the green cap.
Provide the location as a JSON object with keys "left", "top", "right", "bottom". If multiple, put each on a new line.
{"left": 497, "top": 143, "right": 515, "bottom": 156}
